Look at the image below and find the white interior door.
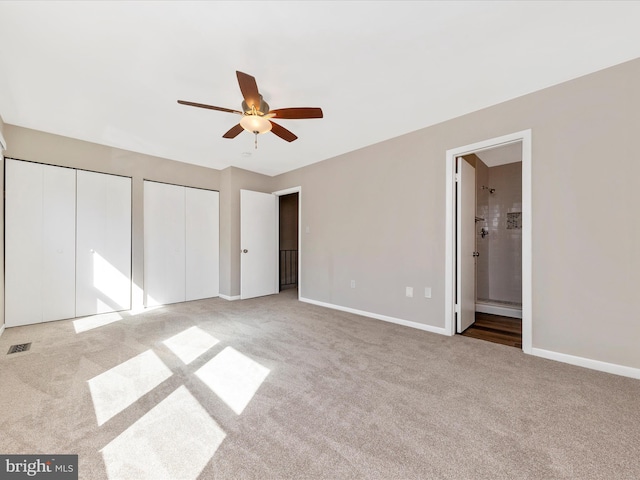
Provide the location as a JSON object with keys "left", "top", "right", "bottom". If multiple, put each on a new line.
{"left": 185, "top": 187, "right": 219, "bottom": 301}
{"left": 240, "top": 189, "right": 278, "bottom": 299}
{"left": 144, "top": 181, "right": 186, "bottom": 306}
{"left": 456, "top": 157, "right": 476, "bottom": 333}
{"left": 5, "top": 159, "right": 45, "bottom": 326}
{"left": 76, "top": 171, "right": 132, "bottom": 316}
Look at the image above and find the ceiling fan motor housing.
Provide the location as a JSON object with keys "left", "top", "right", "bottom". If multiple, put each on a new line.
{"left": 242, "top": 95, "right": 270, "bottom": 116}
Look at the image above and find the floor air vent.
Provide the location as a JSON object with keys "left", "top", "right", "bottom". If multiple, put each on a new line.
{"left": 7, "top": 343, "right": 32, "bottom": 354}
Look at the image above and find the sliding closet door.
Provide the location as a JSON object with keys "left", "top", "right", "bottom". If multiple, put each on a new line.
{"left": 42, "top": 164, "right": 77, "bottom": 322}
{"left": 76, "top": 171, "right": 132, "bottom": 316}
{"left": 5, "top": 159, "right": 76, "bottom": 326}
{"left": 185, "top": 187, "right": 219, "bottom": 301}
{"left": 5, "top": 160, "right": 45, "bottom": 326}
{"left": 144, "top": 181, "right": 186, "bottom": 307}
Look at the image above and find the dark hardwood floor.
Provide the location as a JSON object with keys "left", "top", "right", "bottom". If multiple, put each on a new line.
{"left": 460, "top": 312, "right": 522, "bottom": 348}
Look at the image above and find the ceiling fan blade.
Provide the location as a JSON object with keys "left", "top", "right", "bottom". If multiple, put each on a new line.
{"left": 269, "top": 107, "right": 323, "bottom": 119}
{"left": 178, "top": 100, "right": 242, "bottom": 115}
{"left": 269, "top": 121, "right": 298, "bottom": 142}
{"left": 222, "top": 123, "right": 244, "bottom": 139}
{"left": 236, "top": 71, "right": 261, "bottom": 110}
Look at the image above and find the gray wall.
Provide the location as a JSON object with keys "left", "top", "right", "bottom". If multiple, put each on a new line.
{"left": 3, "top": 125, "right": 222, "bottom": 309}
{"left": 273, "top": 57, "right": 640, "bottom": 369}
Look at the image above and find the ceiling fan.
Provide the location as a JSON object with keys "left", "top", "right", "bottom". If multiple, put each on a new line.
{"left": 178, "top": 71, "right": 323, "bottom": 146}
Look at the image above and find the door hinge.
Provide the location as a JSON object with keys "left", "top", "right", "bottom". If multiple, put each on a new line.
{"left": 455, "top": 173, "right": 460, "bottom": 182}
{"left": 455, "top": 303, "right": 460, "bottom": 314}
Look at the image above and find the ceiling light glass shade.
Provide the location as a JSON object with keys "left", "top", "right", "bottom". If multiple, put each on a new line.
{"left": 240, "top": 115, "right": 272, "bottom": 134}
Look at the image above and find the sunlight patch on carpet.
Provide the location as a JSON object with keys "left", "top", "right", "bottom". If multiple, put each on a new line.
{"left": 101, "top": 386, "right": 225, "bottom": 480}
{"left": 89, "top": 350, "right": 172, "bottom": 426}
{"left": 195, "top": 346, "right": 270, "bottom": 415}
{"left": 163, "top": 326, "right": 219, "bottom": 365}
{"left": 74, "top": 312, "right": 123, "bottom": 333}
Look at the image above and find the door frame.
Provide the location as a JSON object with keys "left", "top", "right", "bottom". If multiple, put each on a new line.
{"left": 444, "top": 130, "right": 532, "bottom": 353}
{"left": 272, "top": 186, "right": 302, "bottom": 300}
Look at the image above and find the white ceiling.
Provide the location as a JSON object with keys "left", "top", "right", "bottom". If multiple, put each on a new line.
{"left": 476, "top": 142, "right": 522, "bottom": 168}
{"left": 1, "top": 1, "right": 639, "bottom": 176}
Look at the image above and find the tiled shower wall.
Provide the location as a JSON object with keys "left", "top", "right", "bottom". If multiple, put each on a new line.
{"left": 476, "top": 160, "right": 522, "bottom": 306}
{"left": 475, "top": 159, "right": 490, "bottom": 301}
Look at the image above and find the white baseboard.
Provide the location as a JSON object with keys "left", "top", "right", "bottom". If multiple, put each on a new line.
{"left": 475, "top": 303, "right": 522, "bottom": 319}
{"left": 299, "top": 297, "right": 448, "bottom": 336}
{"left": 531, "top": 347, "right": 640, "bottom": 380}
{"left": 0, "top": 323, "right": 4, "bottom": 338}
{"left": 298, "top": 297, "right": 640, "bottom": 380}
{"left": 219, "top": 294, "right": 240, "bottom": 301}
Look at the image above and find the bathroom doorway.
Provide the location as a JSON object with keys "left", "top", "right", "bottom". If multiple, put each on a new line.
{"left": 473, "top": 146, "right": 523, "bottom": 314}
{"left": 461, "top": 144, "right": 523, "bottom": 347}
{"left": 444, "top": 130, "right": 532, "bottom": 353}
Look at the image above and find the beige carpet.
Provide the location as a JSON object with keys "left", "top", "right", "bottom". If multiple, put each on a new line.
{"left": 1, "top": 289, "right": 639, "bottom": 479}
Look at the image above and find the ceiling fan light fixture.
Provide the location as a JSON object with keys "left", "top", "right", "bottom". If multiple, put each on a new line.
{"left": 240, "top": 114, "right": 272, "bottom": 134}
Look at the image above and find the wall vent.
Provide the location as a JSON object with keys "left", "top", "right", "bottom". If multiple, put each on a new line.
{"left": 7, "top": 343, "right": 32, "bottom": 354}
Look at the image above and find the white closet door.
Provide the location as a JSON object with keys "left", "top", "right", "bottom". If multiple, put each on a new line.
{"left": 5, "top": 160, "right": 76, "bottom": 326}
{"left": 5, "top": 159, "right": 45, "bottom": 326}
{"left": 76, "top": 171, "right": 132, "bottom": 316}
{"left": 185, "top": 188, "right": 219, "bottom": 301}
{"left": 144, "top": 181, "right": 186, "bottom": 307}
{"left": 42, "top": 164, "right": 77, "bottom": 322}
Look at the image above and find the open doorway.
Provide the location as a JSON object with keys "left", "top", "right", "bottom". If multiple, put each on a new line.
{"left": 273, "top": 186, "right": 302, "bottom": 299}
{"left": 445, "top": 130, "right": 532, "bottom": 353}
{"left": 279, "top": 192, "right": 298, "bottom": 292}
{"left": 459, "top": 146, "right": 523, "bottom": 348}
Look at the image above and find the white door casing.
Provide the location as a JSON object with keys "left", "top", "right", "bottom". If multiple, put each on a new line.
{"left": 444, "top": 129, "right": 532, "bottom": 353}
{"left": 240, "top": 189, "right": 278, "bottom": 300}
{"left": 456, "top": 157, "right": 476, "bottom": 333}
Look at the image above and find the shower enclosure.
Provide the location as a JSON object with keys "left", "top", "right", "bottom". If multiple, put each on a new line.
{"left": 475, "top": 160, "right": 522, "bottom": 318}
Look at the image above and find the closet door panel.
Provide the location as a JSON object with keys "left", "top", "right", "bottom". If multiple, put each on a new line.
{"left": 42, "top": 164, "right": 77, "bottom": 322}
{"left": 77, "top": 171, "right": 132, "bottom": 316}
{"left": 144, "top": 181, "right": 186, "bottom": 306}
{"left": 5, "top": 160, "right": 44, "bottom": 327}
{"left": 185, "top": 188, "right": 219, "bottom": 301}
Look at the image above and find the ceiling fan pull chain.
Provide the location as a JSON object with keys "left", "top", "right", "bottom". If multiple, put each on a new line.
{"left": 254, "top": 132, "right": 258, "bottom": 149}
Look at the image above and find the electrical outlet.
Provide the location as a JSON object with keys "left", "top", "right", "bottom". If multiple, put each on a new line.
{"left": 351, "top": 280, "right": 356, "bottom": 288}
{"left": 425, "top": 287, "right": 432, "bottom": 298}
{"left": 406, "top": 287, "right": 413, "bottom": 298}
